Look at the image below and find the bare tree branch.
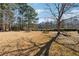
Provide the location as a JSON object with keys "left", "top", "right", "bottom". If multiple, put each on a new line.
{"left": 46, "top": 4, "right": 57, "bottom": 20}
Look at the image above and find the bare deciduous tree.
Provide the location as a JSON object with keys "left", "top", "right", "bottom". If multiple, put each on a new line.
{"left": 46, "top": 3, "right": 78, "bottom": 34}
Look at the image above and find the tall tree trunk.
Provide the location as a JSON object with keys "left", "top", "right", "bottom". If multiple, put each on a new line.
{"left": 57, "top": 19, "right": 61, "bottom": 34}
{"left": 9, "top": 22, "right": 11, "bottom": 31}
{"left": 2, "top": 10, "right": 5, "bottom": 31}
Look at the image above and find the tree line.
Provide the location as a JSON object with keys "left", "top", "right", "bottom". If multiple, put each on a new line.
{"left": 0, "top": 3, "right": 38, "bottom": 31}
{"left": 0, "top": 3, "right": 79, "bottom": 32}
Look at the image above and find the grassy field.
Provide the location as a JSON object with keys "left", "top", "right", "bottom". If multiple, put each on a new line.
{"left": 0, "top": 31, "right": 79, "bottom": 56}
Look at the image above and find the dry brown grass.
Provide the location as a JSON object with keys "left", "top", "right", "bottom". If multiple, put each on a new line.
{"left": 0, "top": 31, "right": 79, "bottom": 56}
{"left": 0, "top": 31, "right": 54, "bottom": 55}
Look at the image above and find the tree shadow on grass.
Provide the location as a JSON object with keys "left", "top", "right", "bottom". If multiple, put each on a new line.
{"left": 0, "top": 32, "right": 60, "bottom": 56}
{"left": 1, "top": 32, "right": 79, "bottom": 56}
{"left": 34, "top": 32, "right": 79, "bottom": 56}
{"left": 34, "top": 32, "right": 60, "bottom": 56}
{"left": 55, "top": 41, "right": 79, "bottom": 55}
